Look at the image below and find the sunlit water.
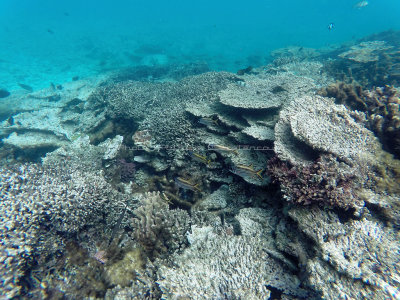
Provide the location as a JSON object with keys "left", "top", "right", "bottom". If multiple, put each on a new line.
{"left": 0, "top": 0, "right": 399, "bottom": 91}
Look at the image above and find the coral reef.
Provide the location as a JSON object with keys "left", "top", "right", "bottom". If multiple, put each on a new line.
{"left": 0, "top": 75, "right": 110, "bottom": 160}
{"left": 0, "top": 133, "right": 136, "bottom": 298}
{"left": 287, "top": 206, "right": 400, "bottom": 300}
{"left": 0, "top": 162, "right": 131, "bottom": 298}
{"left": 318, "top": 81, "right": 367, "bottom": 111}
{"left": 267, "top": 154, "right": 362, "bottom": 210}
{"left": 117, "top": 158, "right": 136, "bottom": 182}
{"left": 132, "top": 192, "right": 190, "bottom": 259}
{"left": 320, "top": 83, "right": 400, "bottom": 158}
{"left": 274, "top": 94, "right": 380, "bottom": 166}
{"left": 364, "top": 86, "right": 400, "bottom": 158}
{"left": 324, "top": 32, "right": 400, "bottom": 87}
{"left": 157, "top": 226, "right": 309, "bottom": 300}
{"left": 338, "top": 41, "right": 393, "bottom": 63}
{"left": 218, "top": 73, "right": 314, "bottom": 109}
{"left": 1, "top": 35, "right": 400, "bottom": 299}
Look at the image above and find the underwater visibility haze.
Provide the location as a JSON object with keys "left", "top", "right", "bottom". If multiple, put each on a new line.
{"left": 1, "top": 0, "right": 400, "bottom": 299}
{"left": 0, "top": 0, "right": 400, "bottom": 90}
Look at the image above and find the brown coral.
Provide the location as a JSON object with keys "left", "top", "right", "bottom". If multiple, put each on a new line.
{"left": 320, "top": 83, "right": 400, "bottom": 159}
{"left": 364, "top": 86, "right": 400, "bottom": 158}
{"left": 318, "top": 82, "right": 367, "bottom": 111}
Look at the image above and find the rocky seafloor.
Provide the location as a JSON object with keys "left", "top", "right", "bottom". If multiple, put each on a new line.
{"left": 1, "top": 31, "right": 400, "bottom": 300}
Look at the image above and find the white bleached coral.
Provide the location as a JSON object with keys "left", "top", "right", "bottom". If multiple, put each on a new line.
{"left": 157, "top": 226, "right": 309, "bottom": 299}
{"left": 218, "top": 73, "right": 315, "bottom": 109}
{"left": 274, "top": 94, "right": 380, "bottom": 166}
{"left": 0, "top": 163, "right": 123, "bottom": 298}
{"left": 338, "top": 41, "right": 393, "bottom": 63}
{"left": 288, "top": 206, "right": 400, "bottom": 300}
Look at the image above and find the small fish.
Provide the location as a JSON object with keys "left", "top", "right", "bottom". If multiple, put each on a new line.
{"left": 18, "top": 83, "right": 33, "bottom": 92}
{"left": 354, "top": 1, "right": 368, "bottom": 9}
{"left": 327, "top": 23, "right": 335, "bottom": 31}
{"left": 198, "top": 117, "right": 219, "bottom": 127}
{"left": 230, "top": 164, "right": 263, "bottom": 180}
{"left": 237, "top": 66, "right": 253, "bottom": 76}
{"left": 188, "top": 151, "right": 211, "bottom": 165}
{"left": 0, "top": 88, "right": 10, "bottom": 98}
{"left": 133, "top": 155, "right": 151, "bottom": 163}
{"left": 93, "top": 250, "right": 108, "bottom": 264}
{"left": 174, "top": 177, "right": 201, "bottom": 192}
{"left": 47, "top": 29, "right": 55, "bottom": 34}
{"left": 208, "top": 144, "right": 239, "bottom": 155}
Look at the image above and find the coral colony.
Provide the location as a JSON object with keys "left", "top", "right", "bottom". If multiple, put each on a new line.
{"left": 1, "top": 31, "right": 400, "bottom": 299}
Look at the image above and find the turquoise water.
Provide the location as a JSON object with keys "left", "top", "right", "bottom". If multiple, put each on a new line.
{"left": 0, "top": 0, "right": 399, "bottom": 91}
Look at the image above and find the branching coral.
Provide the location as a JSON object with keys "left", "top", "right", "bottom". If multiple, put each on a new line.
{"left": 364, "top": 86, "right": 400, "bottom": 158}
{"left": 157, "top": 226, "right": 309, "bottom": 299}
{"left": 132, "top": 192, "right": 190, "bottom": 259}
{"left": 318, "top": 81, "right": 367, "bottom": 111}
{"left": 320, "top": 83, "right": 400, "bottom": 158}
{"left": 267, "top": 155, "right": 362, "bottom": 210}
{"left": 0, "top": 162, "right": 130, "bottom": 298}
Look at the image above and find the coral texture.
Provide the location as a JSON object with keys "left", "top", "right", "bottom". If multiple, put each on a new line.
{"left": 267, "top": 155, "right": 362, "bottom": 209}
{"left": 320, "top": 83, "right": 400, "bottom": 158}
{"left": 218, "top": 73, "right": 315, "bottom": 109}
{"left": 288, "top": 206, "right": 400, "bottom": 300}
{"left": 364, "top": 86, "right": 400, "bottom": 158}
{"left": 157, "top": 226, "right": 308, "bottom": 300}
{"left": 338, "top": 41, "right": 393, "bottom": 63}
{"left": 274, "top": 94, "right": 380, "bottom": 166}
{"left": 132, "top": 192, "right": 190, "bottom": 259}
{"left": 0, "top": 161, "right": 129, "bottom": 298}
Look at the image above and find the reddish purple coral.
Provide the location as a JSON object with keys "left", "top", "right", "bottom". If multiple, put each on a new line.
{"left": 267, "top": 155, "right": 360, "bottom": 210}
{"left": 117, "top": 159, "right": 136, "bottom": 182}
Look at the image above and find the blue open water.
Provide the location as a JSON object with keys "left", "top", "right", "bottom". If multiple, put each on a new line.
{"left": 0, "top": 0, "right": 399, "bottom": 91}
